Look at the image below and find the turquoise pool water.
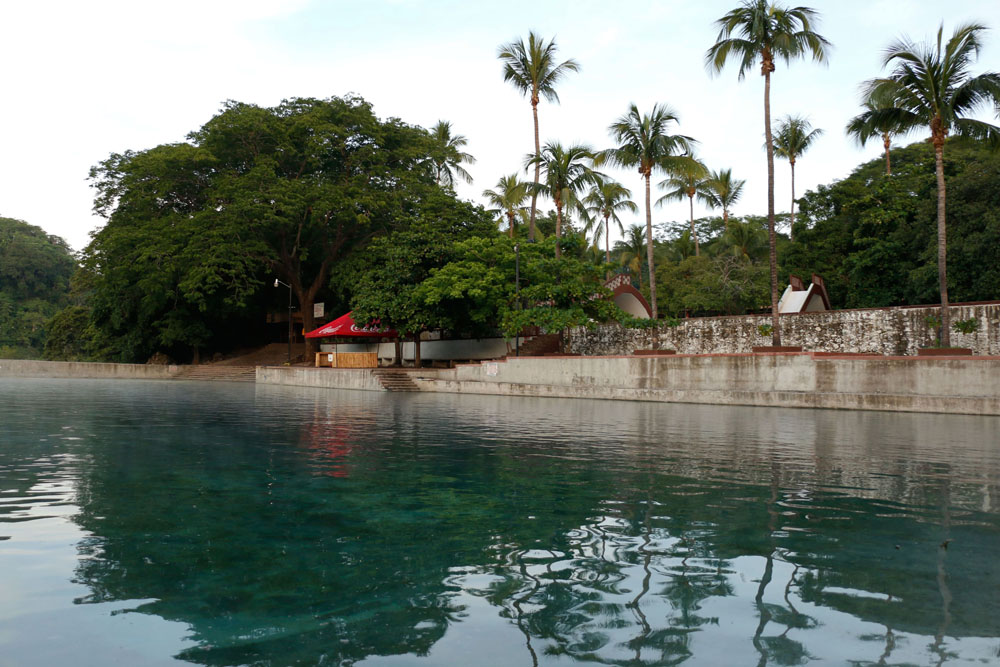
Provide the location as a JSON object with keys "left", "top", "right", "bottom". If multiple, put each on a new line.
{"left": 1, "top": 378, "right": 998, "bottom": 665}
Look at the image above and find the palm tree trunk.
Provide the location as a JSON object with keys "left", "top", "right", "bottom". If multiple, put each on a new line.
{"left": 605, "top": 214, "right": 611, "bottom": 271}
{"left": 508, "top": 211, "right": 515, "bottom": 239}
{"left": 689, "top": 194, "right": 699, "bottom": 256}
{"left": 883, "top": 133, "right": 892, "bottom": 176}
{"left": 789, "top": 160, "right": 796, "bottom": 243}
{"left": 764, "top": 69, "right": 781, "bottom": 346}
{"left": 529, "top": 101, "right": 540, "bottom": 242}
{"left": 934, "top": 141, "right": 951, "bottom": 347}
{"left": 644, "top": 174, "right": 657, "bottom": 319}
{"left": 555, "top": 198, "right": 563, "bottom": 259}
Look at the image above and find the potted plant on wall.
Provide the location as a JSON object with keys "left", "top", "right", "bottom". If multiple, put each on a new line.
{"left": 752, "top": 323, "right": 802, "bottom": 354}
{"left": 918, "top": 315, "right": 975, "bottom": 356}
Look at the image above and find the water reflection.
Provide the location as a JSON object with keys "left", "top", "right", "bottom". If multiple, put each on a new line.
{"left": 1, "top": 378, "right": 999, "bottom": 665}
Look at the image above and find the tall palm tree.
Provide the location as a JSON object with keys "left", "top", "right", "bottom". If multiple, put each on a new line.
{"left": 845, "top": 88, "right": 907, "bottom": 175}
{"left": 773, "top": 115, "right": 823, "bottom": 241}
{"left": 702, "top": 168, "right": 746, "bottom": 227}
{"left": 482, "top": 174, "right": 530, "bottom": 238}
{"left": 616, "top": 224, "right": 647, "bottom": 290}
{"left": 655, "top": 157, "right": 709, "bottom": 256}
{"left": 859, "top": 23, "right": 1000, "bottom": 346}
{"left": 498, "top": 33, "right": 580, "bottom": 242}
{"left": 428, "top": 120, "right": 475, "bottom": 189}
{"left": 525, "top": 142, "right": 597, "bottom": 258}
{"left": 600, "top": 104, "right": 695, "bottom": 318}
{"left": 706, "top": 0, "right": 830, "bottom": 345}
{"left": 583, "top": 178, "right": 638, "bottom": 267}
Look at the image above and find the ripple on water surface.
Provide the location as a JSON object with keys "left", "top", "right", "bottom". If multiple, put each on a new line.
{"left": 1, "top": 377, "right": 999, "bottom": 666}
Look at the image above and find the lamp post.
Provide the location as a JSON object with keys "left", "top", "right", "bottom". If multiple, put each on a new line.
{"left": 274, "top": 278, "right": 293, "bottom": 364}
{"left": 514, "top": 243, "right": 520, "bottom": 357}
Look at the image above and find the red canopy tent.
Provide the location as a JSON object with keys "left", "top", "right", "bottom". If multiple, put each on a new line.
{"left": 305, "top": 311, "right": 397, "bottom": 339}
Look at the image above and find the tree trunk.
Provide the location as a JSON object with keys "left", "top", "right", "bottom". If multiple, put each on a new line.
{"left": 723, "top": 208, "right": 729, "bottom": 230}
{"left": 764, "top": 69, "right": 781, "bottom": 346}
{"left": 192, "top": 345, "right": 200, "bottom": 365}
{"left": 689, "top": 193, "right": 699, "bottom": 256}
{"left": 555, "top": 198, "right": 563, "bottom": 259}
{"left": 393, "top": 338, "right": 401, "bottom": 367}
{"left": 605, "top": 214, "right": 611, "bottom": 275}
{"left": 644, "top": 173, "right": 657, "bottom": 319}
{"left": 789, "top": 159, "right": 796, "bottom": 243}
{"left": 413, "top": 334, "right": 422, "bottom": 368}
{"left": 529, "top": 101, "right": 540, "bottom": 242}
{"left": 883, "top": 133, "right": 892, "bottom": 176}
{"left": 934, "top": 140, "right": 951, "bottom": 347}
{"left": 508, "top": 211, "right": 515, "bottom": 238}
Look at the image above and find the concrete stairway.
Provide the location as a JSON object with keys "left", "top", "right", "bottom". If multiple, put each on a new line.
{"left": 371, "top": 369, "right": 420, "bottom": 392}
{"left": 511, "top": 334, "right": 562, "bottom": 357}
{"left": 172, "top": 365, "right": 257, "bottom": 383}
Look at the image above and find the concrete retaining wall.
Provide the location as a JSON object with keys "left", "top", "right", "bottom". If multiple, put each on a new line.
{"left": 568, "top": 302, "right": 1000, "bottom": 356}
{"left": 0, "top": 359, "right": 180, "bottom": 379}
{"left": 256, "top": 366, "right": 385, "bottom": 391}
{"left": 416, "top": 354, "right": 1000, "bottom": 416}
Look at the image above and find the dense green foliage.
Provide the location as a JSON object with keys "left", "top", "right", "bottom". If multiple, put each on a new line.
{"left": 72, "top": 96, "right": 447, "bottom": 362}
{"left": 785, "top": 139, "right": 1000, "bottom": 308}
{"left": 0, "top": 217, "right": 75, "bottom": 358}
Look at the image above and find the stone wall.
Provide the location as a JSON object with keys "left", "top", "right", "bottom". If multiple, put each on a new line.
{"left": 0, "top": 359, "right": 180, "bottom": 379}
{"left": 567, "top": 302, "right": 1000, "bottom": 356}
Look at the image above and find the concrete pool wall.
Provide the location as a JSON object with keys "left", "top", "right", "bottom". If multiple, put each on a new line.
{"left": 0, "top": 359, "right": 180, "bottom": 380}
{"left": 415, "top": 353, "right": 1000, "bottom": 416}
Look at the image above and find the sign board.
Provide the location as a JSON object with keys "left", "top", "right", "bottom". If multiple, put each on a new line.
{"left": 314, "top": 302, "right": 325, "bottom": 318}
{"left": 328, "top": 354, "right": 334, "bottom": 362}
{"left": 485, "top": 363, "right": 499, "bottom": 377}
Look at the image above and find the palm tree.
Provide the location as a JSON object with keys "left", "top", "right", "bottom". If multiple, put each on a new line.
{"left": 845, "top": 88, "right": 907, "bottom": 175}
{"left": 616, "top": 224, "right": 647, "bottom": 290}
{"left": 702, "top": 168, "right": 746, "bottom": 227}
{"left": 859, "top": 23, "right": 1000, "bottom": 347}
{"left": 719, "top": 218, "right": 769, "bottom": 262}
{"left": 525, "top": 142, "right": 597, "bottom": 259}
{"left": 706, "top": 0, "right": 830, "bottom": 345}
{"left": 656, "top": 157, "right": 709, "bottom": 256}
{"left": 773, "top": 115, "right": 823, "bottom": 241}
{"left": 483, "top": 174, "right": 530, "bottom": 238}
{"left": 498, "top": 33, "right": 580, "bottom": 242}
{"left": 600, "top": 104, "right": 695, "bottom": 318}
{"left": 428, "top": 120, "right": 475, "bottom": 189}
{"left": 583, "top": 178, "right": 638, "bottom": 267}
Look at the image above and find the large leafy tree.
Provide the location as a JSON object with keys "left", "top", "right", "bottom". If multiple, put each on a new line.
{"left": 482, "top": 174, "right": 530, "bottom": 238}
{"left": 498, "top": 32, "right": 580, "bottom": 242}
{"left": 428, "top": 120, "right": 476, "bottom": 189}
{"left": 701, "top": 168, "right": 746, "bottom": 227}
{"left": 86, "top": 96, "right": 440, "bottom": 361}
{"left": 846, "top": 88, "right": 907, "bottom": 175}
{"left": 0, "top": 217, "right": 75, "bottom": 358}
{"left": 583, "top": 178, "right": 637, "bottom": 267}
{"left": 525, "top": 142, "right": 597, "bottom": 259}
{"left": 855, "top": 23, "right": 1000, "bottom": 346}
{"left": 706, "top": 0, "right": 830, "bottom": 345}
{"left": 600, "top": 104, "right": 695, "bottom": 318}
{"left": 773, "top": 115, "right": 824, "bottom": 241}
{"left": 656, "top": 157, "right": 710, "bottom": 256}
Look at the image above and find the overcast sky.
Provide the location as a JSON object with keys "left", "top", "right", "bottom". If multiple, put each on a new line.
{"left": 2, "top": 0, "right": 998, "bottom": 252}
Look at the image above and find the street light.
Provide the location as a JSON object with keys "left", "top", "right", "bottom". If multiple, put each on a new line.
{"left": 274, "top": 278, "right": 293, "bottom": 364}
{"left": 514, "top": 243, "right": 520, "bottom": 357}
